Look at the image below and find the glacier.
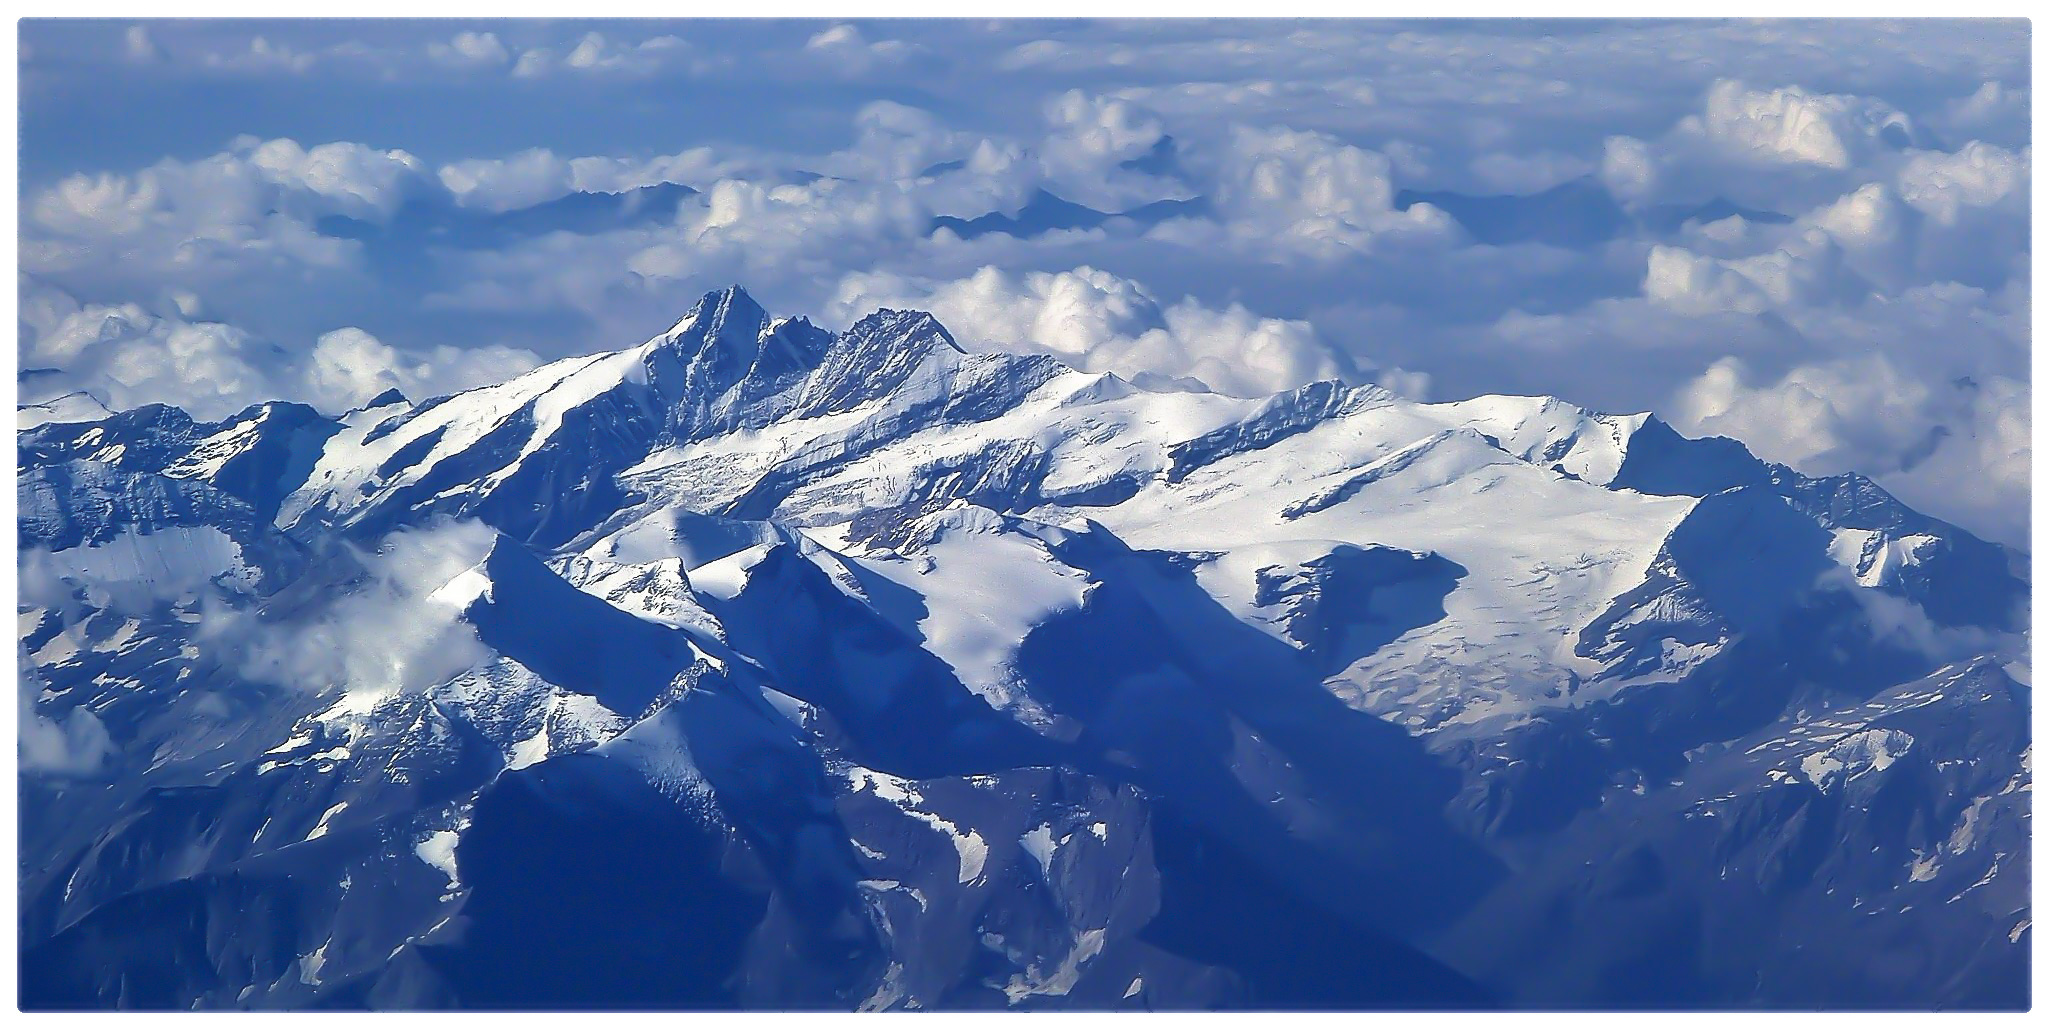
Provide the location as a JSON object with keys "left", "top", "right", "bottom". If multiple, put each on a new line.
{"left": 15, "top": 285, "right": 2030, "bottom": 1010}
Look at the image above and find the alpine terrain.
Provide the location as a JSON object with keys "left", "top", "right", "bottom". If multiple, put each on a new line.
{"left": 16, "top": 285, "right": 2031, "bottom": 1010}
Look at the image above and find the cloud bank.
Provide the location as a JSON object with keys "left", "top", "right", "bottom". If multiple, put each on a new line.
{"left": 15, "top": 19, "right": 2030, "bottom": 545}
{"left": 221, "top": 519, "right": 499, "bottom": 705}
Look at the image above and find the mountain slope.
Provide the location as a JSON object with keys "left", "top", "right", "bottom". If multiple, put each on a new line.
{"left": 16, "top": 285, "right": 2028, "bottom": 1010}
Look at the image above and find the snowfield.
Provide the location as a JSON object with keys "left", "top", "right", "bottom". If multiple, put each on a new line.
{"left": 17, "top": 286, "right": 2029, "bottom": 1011}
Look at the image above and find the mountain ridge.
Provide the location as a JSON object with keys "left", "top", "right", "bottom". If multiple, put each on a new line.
{"left": 17, "top": 283, "right": 2030, "bottom": 1010}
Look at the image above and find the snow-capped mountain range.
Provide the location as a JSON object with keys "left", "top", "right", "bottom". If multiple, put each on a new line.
{"left": 17, "top": 286, "right": 2031, "bottom": 1009}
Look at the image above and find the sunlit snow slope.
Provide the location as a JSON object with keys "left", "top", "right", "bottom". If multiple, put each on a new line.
{"left": 18, "top": 286, "right": 2029, "bottom": 1010}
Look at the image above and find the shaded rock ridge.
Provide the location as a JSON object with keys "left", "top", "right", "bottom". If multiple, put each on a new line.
{"left": 17, "top": 284, "right": 2029, "bottom": 1011}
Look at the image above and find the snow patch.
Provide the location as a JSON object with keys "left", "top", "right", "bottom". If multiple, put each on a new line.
{"left": 1796, "top": 728, "right": 1914, "bottom": 794}
{"left": 999, "top": 927, "right": 1107, "bottom": 1003}
{"left": 1019, "top": 823, "right": 1064, "bottom": 878}
{"left": 304, "top": 801, "right": 348, "bottom": 841}
{"left": 414, "top": 830, "right": 461, "bottom": 887}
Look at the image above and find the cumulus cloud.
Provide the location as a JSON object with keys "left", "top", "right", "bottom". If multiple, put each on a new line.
{"left": 122, "top": 24, "right": 164, "bottom": 63}
{"left": 19, "top": 704, "right": 117, "bottom": 776}
{"left": 19, "top": 655, "right": 116, "bottom": 776}
{"left": 1613, "top": 108, "right": 2029, "bottom": 549}
{"left": 18, "top": 281, "right": 540, "bottom": 418}
{"left": 1643, "top": 230, "right": 1864, "bottom": 316}
{"left": 1790, "top": 182, "right": 1987, "bottom": 297}
{"left": 1896, "top": 141, "right": 2028, "bottom": 226}
{"left": 427, "top": 30, "right": 510, "bottom": 70}
{"left": 438, "top": 145, "right": 738, "bottom": 212}
{"left": 1815, "top": 566, "right": 2013, "bottom": 661}
{"left": 1688, "top": 79, "right": 1916, "bottom": 170}
{"left": 218, "top": 519, "right": 498, "bottom": 704}
{"left": 1202, "top": 125, "right": 1455, "bottom": 254}
{"left": 1806, "top": 182, "right": 1904, "bottom": 253}
{"left": 1684, "top": 140, "right": 2032, "bottom": 298}
{"left": 438, "top": 148, "right": 577, "bottom": 211}
{"left": 513, "top": 32, "right": 691, "bottom": 79}
{"left": 15, "top": 522, "right": 494, "bottom": 775}
{"left": 1934, "top": 81, "right": 2030, "bottom": 148}
{"left": 201, "top": 35, "right": 317, "bottom": 74}
{"left": 11, "top": 21, "right": 2031, "bottom": 548}
{"left": 18, "top": 293, "right": 282, "bottom": 419}
{"left": 568, "top": 147, "right": 736, "bottom": 195}
{"left": 305, "top": 327, "right": 542, "bottom": 411}
{"left": 568, "top": 174, "right": 932, "bottom": 301}
{"left": 1598, "top": 135, "right": 1660, "bottom": 203}
{"left": 21, "top": 136, "right": 430, "bottom": 300}
{"left": 1669, "top": 278, "right": 2029, "bottom": 546}
{"left": 829, "top": 265, "right": 1351, "bottom": 396}
{"left": 304, "top": 328, "right": 409, "bottom": 408}
{"left": 1032, "top": 91, "right": 1177, "bottom": 205}
{"left": 824, "top": 101, "right": 996, "bottom": 184}
{"left": 242, "top": 137, "right": 429, "bottom": 220}
{"left": 1598, "top": 78, "right": 1936, "bottom": 215}
{"left": 1678, "top": 352, "right": 2028, "bottom": 547}
{"left": 803, "top": 23, "right": 926, "bottom": 76}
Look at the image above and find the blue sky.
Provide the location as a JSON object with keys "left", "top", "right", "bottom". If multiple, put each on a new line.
{"left": 15, "top": 18, "right": 2032, "bottom": 544}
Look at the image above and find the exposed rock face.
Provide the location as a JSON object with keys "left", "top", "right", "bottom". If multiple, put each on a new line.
{"left": 17, "top": 286, "right": 2029, "bottom": 1010}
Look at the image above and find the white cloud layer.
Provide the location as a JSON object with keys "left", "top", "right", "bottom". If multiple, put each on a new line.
{"left": 1670, "top": 278, "right": 2029, "bottom": 547}
{"left": 13, "top": 20, "right": 2031, "bottom": 545}
{"left": 20, "top": 280, "right": 540, "bottom": 418}
{"left": 19, "top": 654, "right": 116, "bottom": 776}
{"left": 830, "top": 265, "right": 1349, "bottom": 396}
{"left": 219, "top": 519, "right": 499, "bottom": 703}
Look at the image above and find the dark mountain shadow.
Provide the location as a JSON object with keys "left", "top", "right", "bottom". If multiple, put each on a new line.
{"left": 1434, "top": 662, "right": 2029, "bottom": 1010}
{"left": 21, "top": 872, "right": 323, "bottom": 1010}
{"left": 703, "top": 542, "right": 1074, "bottom": 780}
{"left": 1608, "top": 419, "right": 2025, "bottom": 631}
{"left": 1607, "top": 416, "right": 1775, "bottom": 497}
{"left": 1251, "top": 543, "right": 1466, "bottom": 677}
{"left": 1459, "top": 487, "right": 1988, "bottom": 841}
{"left": 19, "top": 792, "right": 469, "bottom": 1011}
{"left": 389, "top": 756, "right": 772, "bottom": 1010}
{"left": 1140, "top": 805, "right": 1494, "bottom": 1010}
{"left": 1015, "top": 524, "right": 1503, "bottom": 938}
{"left": 460, "top": 537, "right": 705, "bottom": 716}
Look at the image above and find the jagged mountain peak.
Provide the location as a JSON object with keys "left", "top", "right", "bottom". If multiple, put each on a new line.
{"left": 666, "top": 283, "right": 766, "bottom": 335}
{"left": 839, "top": 306, "right": 965, "bottom": 355}
{"left": 16, "top": 389, "right": 116, "bottom": 430}
{"left": 351, "top": 387, "right": 410, "bottom": 413}
{"left": 788, "top": 306, "right": 982, "bottom": 418}
{"left": 18, "top": 277, "right": 2030, "bottom": 1010}
{"left": 642, "top": 286, "right": 836, "bottom": 437}
{"left": 653, "top": 284, "right": 773, "bottom": 365}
